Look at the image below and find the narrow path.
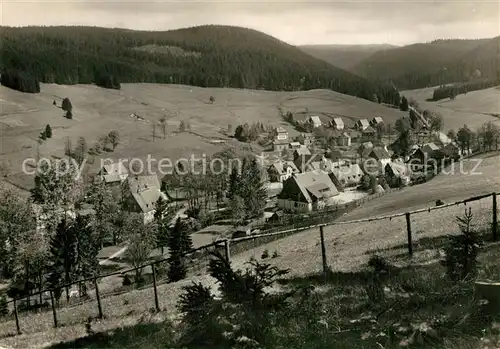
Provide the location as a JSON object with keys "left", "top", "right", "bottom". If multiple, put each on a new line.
{"left": 99, "top": 246, "right": 128, "bottom": 266}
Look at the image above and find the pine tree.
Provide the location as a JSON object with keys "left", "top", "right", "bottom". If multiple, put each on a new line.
{"left": 240, "top": 158, "right": 267, "bottom": 219}
{"left": 154, "top": 196, "right": 172, "bottom": 256}
{"left": 167, "top": 218, "right": 193, "bottom": 282}
{"left": 45, "top": 124, "right": 52, "bottom": 138}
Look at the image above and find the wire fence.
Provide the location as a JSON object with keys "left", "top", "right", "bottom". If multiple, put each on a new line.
{"left": 0, "top": 192, "right": 498, "bottom": 338}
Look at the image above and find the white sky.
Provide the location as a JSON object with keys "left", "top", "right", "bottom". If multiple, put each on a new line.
{"left": 1, "top": 0, "right": 499, "bottom": 45}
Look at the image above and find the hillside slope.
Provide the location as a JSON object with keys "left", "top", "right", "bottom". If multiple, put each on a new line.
{"left": 0, "top": 25, "right": 399, "bottom": 103}
{"left": 299, "top": 44, "right": 396, "bottom": 70}
{"left": 0, "top": 83, "right": 407, "bottom": 192}
{"left": 353, "top": 38, "right": 499, "bottom": 89}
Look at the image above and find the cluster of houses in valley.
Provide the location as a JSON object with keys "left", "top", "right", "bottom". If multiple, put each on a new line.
{"left": 265, "top": 114, "right": 462, "bottom": 213}
{"left": 34, "top": 112, "right": 462, "bottom": 233}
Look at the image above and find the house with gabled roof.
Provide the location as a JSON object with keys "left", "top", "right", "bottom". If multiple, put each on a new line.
{"left": 293, "top": 146, "right": 312, "bottom": 159}
{"left": 364, "top": 146, "right": 391, "bottom": 174}
{"left": 307, "top": 115, "right": 323, "bottom": 128}
{"left": 355, "top": 119, "right": 370, "bottom": 131}
{"left": 99, "top": 160, "right": 129, "bottom": 185}
{"left": 274, "top": 126, "right": 289, "bottom": 141}
{"left": 267, "top": 161, "right": 299, "bottom": 183}
{"left": 298, "top": 133, "right": 315, "bottom": 147}
{"left": 277, "top": 171, "right": 339, "bottom": 212}
{"left": 333, "top": 131, "right": 351, "bottom": 146}
{"left": 122, "top": 175, "right": 168, "bottom": 224}
{"left": 362, "top": 125, "right": 377, "bottom": 142}
{"left": 385, "top": 161, "right": 411, "bottom": 187}
{"left": 370, "top": 117, "right": 384, "bottom": 127}
{"left": 330, "top": 117, "right": 344, "bottom": 130}
{"left": 329, "top": 163, "right": 364, "bottom": 189}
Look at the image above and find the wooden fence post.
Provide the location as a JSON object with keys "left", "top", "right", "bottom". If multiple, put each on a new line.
{"left": 224, "top": 239, "right": 231, "bottom": 262}
{"left": 493, "top": 193, "right": 498, "bottom": 241}
{"left": 152, "top": 264, "right": 160, "bottom": 312}
{"left": 94, "top": 277, "right": 103, "bottom": 319}
{"left": 406, "top": 213, "right": 413, "bottom": 256}
{"left": 319, "top": 226, "right": 328, "bottom": 282}
{"left": 49, "top": 290, "right": 58, "bottom": 328}
{"left": 13, "top": 298, "right": 21, "bottom": 335}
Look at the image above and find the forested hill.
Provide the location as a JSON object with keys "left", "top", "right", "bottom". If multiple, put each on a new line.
{"left": 0, "top": 25, "right": 400, "bottom": 103}
{"left": 352, "top": 38, "right": 499, "bottom": 89}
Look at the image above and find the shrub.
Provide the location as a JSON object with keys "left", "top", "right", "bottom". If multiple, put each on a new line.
{"left": 261, "top": 249, "right": 269, "bottom": 259}
{"left": 367, "top": 254, "right": 391, "bottom": 275}
{"left": 436, "top": 199, "right": 444, "bottom": 206}
{"left": 122, "top": 274, "right": 133, "bottom": 287}
{"left": 441, "top": 208, "right": 481, "bottom": 282}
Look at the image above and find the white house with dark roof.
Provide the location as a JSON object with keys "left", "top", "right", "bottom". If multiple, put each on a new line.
{"left": 277, "top": 171, "right": 339, "bottom": 212}
{"left": 307, "top": 115, "right": 323, "bottom": 128}
{"left": 123, "top": 175, "right": 168, "bottom": 224}
{"left": 99, "top": 160, "right": 129, "bottom": 185}
{"left": 330, "top": 117, "right": 344, "bottom": 130}
{"left": 274, "top": 127, "right": 289, "bottom": 141}
{"left": 370, "top": 117, "right": 384, "bottom": 127}
{"left": 329, "top": 163, "right": 364, "bottom": 189}
{"left": 267, "top": 161, "right": 299, "bottom": 183}
{"left": 355, "top": 119, "right": 370, "bottom": 131}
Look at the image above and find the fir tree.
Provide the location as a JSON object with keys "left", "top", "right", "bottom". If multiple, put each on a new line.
{"left": 167, "top": 218, "right": 193, "bottom": 282}
{"left": 154, "top": 196, "right": 172, "bottom": 256}
{"left": 45, "top": 124, "right": 52, "bottom": 138}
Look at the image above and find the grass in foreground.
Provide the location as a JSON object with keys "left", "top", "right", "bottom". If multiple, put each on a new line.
{"left": 46, "top": 244, "right": 500, "bottom": 349}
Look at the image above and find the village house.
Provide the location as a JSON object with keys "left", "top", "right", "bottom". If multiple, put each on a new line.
{"left": 443, "top": 142, "right": 461, "bottom": 160}
{"left": 358, "top": 142, "right": 374, "bottom": 159}
{"left": 364, "top": 147, "right": 391, "bottom": 174}
{"left": 293, "top": 146, "right": 312, "bottom": 159}
{"left": 267, "top": 161, "right": 299, "bottom": 183}
{"left": 329, "top": 117, "right": 344, "bottom": 130}
{"left": 307, "top": 115, "right": 323, "bottom": 128}
{"left": 370, "top": 117, "right": 384, "bottom": 127}
{"left": 288, "top": 142, "right": 302, "bottom": 150}
{"left": 329, "top": 163, "right": 364, "bottom": 190}
{"left": 348, "top": 130, "right": 362, "bottom": 143}
{"left": 385, "top": 162, "right": 411, "bottom": 187}
{"left": 408, "top": 143, "right": 445, "bottom": 172}
{"left": 294, "top": 153, "right": 322, "bottom": 173}
{"left": 362, "top": 125, "right": 377, "bottom": 142}
{"left": 332, "top": 131, "right": 351, "bottom": 147}
{"left": 274, "top": 127, "right": 288, "bottom": 141}
{"left": 272, "top": 139, "right": 288, "bottom": 152}
{"left": 298, "top": 133, "right": 315, "bottom": 147}
{"left": 355, "top": 119, "right": 370, "bottom": 131}
{"left": 122, "top": 175, "right": 168, "bottom": 224}
{"left": 277, "top": 171, "right": 339, "bottom": 212}
{"left": 98, "top": 160, "right": 129, "bottom": 186}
